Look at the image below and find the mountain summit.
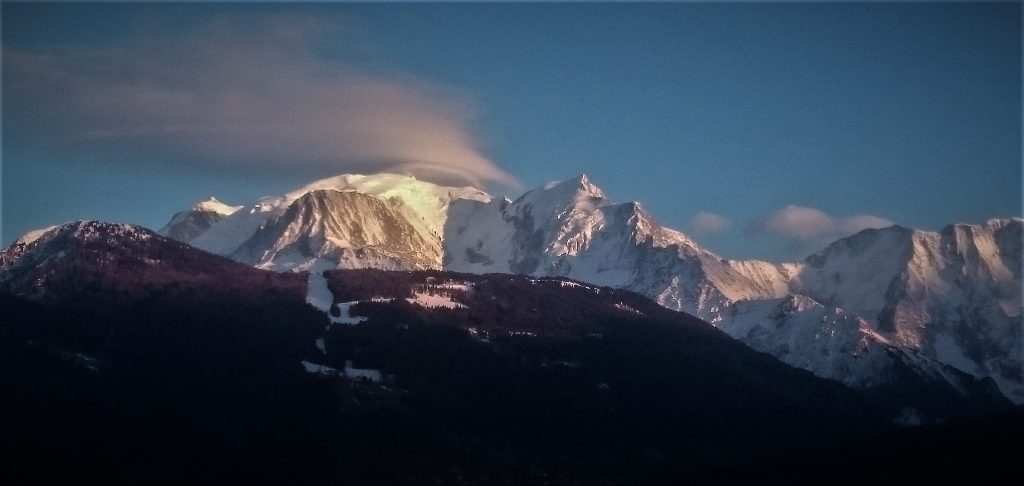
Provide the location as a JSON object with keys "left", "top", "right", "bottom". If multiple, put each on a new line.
{"left": 232, "top": 190, "right": 442, "bottom": 271}
{"left": 159, "top": 196, "right": 242, "bottom": 242}
{"left": 177, "top": 173, "right": 489, "bottom": 270}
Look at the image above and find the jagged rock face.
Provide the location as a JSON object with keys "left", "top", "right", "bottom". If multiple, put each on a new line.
{"left": 232, "top": 190, "right": 442, "bottom": 272}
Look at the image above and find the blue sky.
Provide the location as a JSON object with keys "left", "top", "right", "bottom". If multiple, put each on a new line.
{"left": 2, "top": 2, "right": 1021, "bottom": 260}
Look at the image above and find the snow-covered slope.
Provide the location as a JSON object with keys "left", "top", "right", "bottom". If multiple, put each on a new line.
{"left": 167, "top": 173, "right": 489, "bottom": 270}
{"left": 159, "top": 197, "right": 242, "bottom": 242}
{"left": 231, "top": 190, "right": 441, "bottom": 271}
{"left": 281, "top": 173, "right": 490, "bottom": 241}
{"left": 786, "top": 218, "right": 1023, "bottom": 402}
{"left": 443, "top": 175, "right": 784, "bottom": 321}
{"left": 442, "top": 175, "right": 1021, "bottom": 402}
{"left": 719, "top": 295, "right": 1005, "bottom": 403}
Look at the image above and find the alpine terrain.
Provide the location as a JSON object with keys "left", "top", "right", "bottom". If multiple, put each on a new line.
{"left": 2, "top": 220, "right": 950, "bottom": 483}
{"left": 155, "top": 172, "right": 1022, "bottom": 406}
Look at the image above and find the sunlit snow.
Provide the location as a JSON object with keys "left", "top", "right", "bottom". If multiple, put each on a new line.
{"left": 406, "top": 292, "right": 466, "bottom": 309}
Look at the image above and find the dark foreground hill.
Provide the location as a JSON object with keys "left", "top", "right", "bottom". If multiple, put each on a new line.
{"left": 0, "top": 222, "right": 1017, "bottom": 484}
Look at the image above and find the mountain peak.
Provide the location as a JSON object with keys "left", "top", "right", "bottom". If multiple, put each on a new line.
{"left": 283, "top": 173, "right": 490, "bottom": 204}
{"left": 232, "top": 188, "right": 442, "bottom": 271}
{"left": 13, "top": 220, "right": 152, "bottom": 244}
{"left": 3, "top": 221, "right": 158, "bottom": 273}
{"left": 61, "top": 220, "right": 156, "bottom": 243}
{"left": 574, "top": 172, "right": 593, "bottom": 188}
{"left": 541, "top": 173, "right": 607, "bottom": 200}
{"left": 192, "top": 197, "right": 242, "bottom": 216}
{"left": 175, "top": 172, "right": 491, "bottom": 256}
{"left": 161, "top": 197, "right": 241, "bottom": 243}
{"left": 282, "top": 172, "right": 491, "bottom": 233}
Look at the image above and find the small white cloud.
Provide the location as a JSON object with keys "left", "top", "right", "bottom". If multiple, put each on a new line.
{"left": 689, "top": 211, "right": 731, "bottom": 235}
{"left": 756, "top": 204, "right": 893, "bottom": 244}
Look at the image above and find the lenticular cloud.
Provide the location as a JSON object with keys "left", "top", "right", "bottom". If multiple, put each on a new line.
{"left": 3, "top": 14, "right": 517, "bottom": 189}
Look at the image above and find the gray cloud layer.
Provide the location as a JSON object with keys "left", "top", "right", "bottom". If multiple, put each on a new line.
{"left": 688, "top": 211, "right": 731, "bottom": 235}
{"left": 5, "top": 15, "right": 517, "bottom": 188}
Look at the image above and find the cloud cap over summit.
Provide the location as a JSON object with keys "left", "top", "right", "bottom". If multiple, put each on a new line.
{"left": 4, "top": 13, "right": 517, "bottom": 189}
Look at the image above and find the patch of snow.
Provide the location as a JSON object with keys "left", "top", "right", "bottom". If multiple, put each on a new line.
{"left": 306, "top": 271, "right": 370, "bottom": 325}
{"left": 193, "top": 196, "right": 242, "bottom": 216}
{"left": 74, "top": 352, "right": 99, "bottom": 373}
{"left": 614, "top": 302, "right": 643, "bottom": 315}
{"left": 332, "top": 301, "right": 370, "bottom": 325}
{"left": 406, "top": 292, "right": 466, "bottom": 309}
{"left": 15, "top": 226, "right": 58, "bottom": 246}
{"left": 437, "top": 282, "right": 473, "bottom": 292}
{"left": 301, "top": 360, "right": 337, "bottom": 375}
{"left": 305, "top": 272, "right": 335, "bottom": 313}
{"left": 559, "top": 280, "right": 600, "bottom": 292}
{"left": 344, "top": 360, "right": 382, "bottom": 382}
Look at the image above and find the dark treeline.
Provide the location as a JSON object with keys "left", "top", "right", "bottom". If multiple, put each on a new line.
{"left": 0, "top": 261, "right": 1018, "bottom": 484}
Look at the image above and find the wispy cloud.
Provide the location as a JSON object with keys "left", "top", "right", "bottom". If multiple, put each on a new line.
{"left": 754, "top": 204, "right": 893, "bottom": 250}
{"left": 689, "top": 211, "right": 731, "bottom": 235}
{"left": 4, "top": 14, "right": 518, "bottom": 189}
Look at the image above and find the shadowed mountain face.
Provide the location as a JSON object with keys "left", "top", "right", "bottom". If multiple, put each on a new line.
{"left": 4, "top": 221, "right": 1010, "bottom": 484}
{"left": 0, "top": 221, "right": 307, "bottom": 307}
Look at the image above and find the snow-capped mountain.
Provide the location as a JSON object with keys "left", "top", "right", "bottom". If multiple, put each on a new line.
{"left": 178, "top": 173, "right": 488, "bottom": 270}
{"left": 231, "top": 190, "right": 442, "bottom": 271}
{"left": 440, "top": 175, "right": 1021, "bottom": 402}
{"left": 443, "top": 175, "right": 783, "bottom": 318}
{"left": 138, "top": 173, "right": 1024, "bottom": 403}
{"left": 782, "top": 220, "right": 1023, "bottom": 402}
{"left": 158, "top": 197, "right": 242, "bottom": 242}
